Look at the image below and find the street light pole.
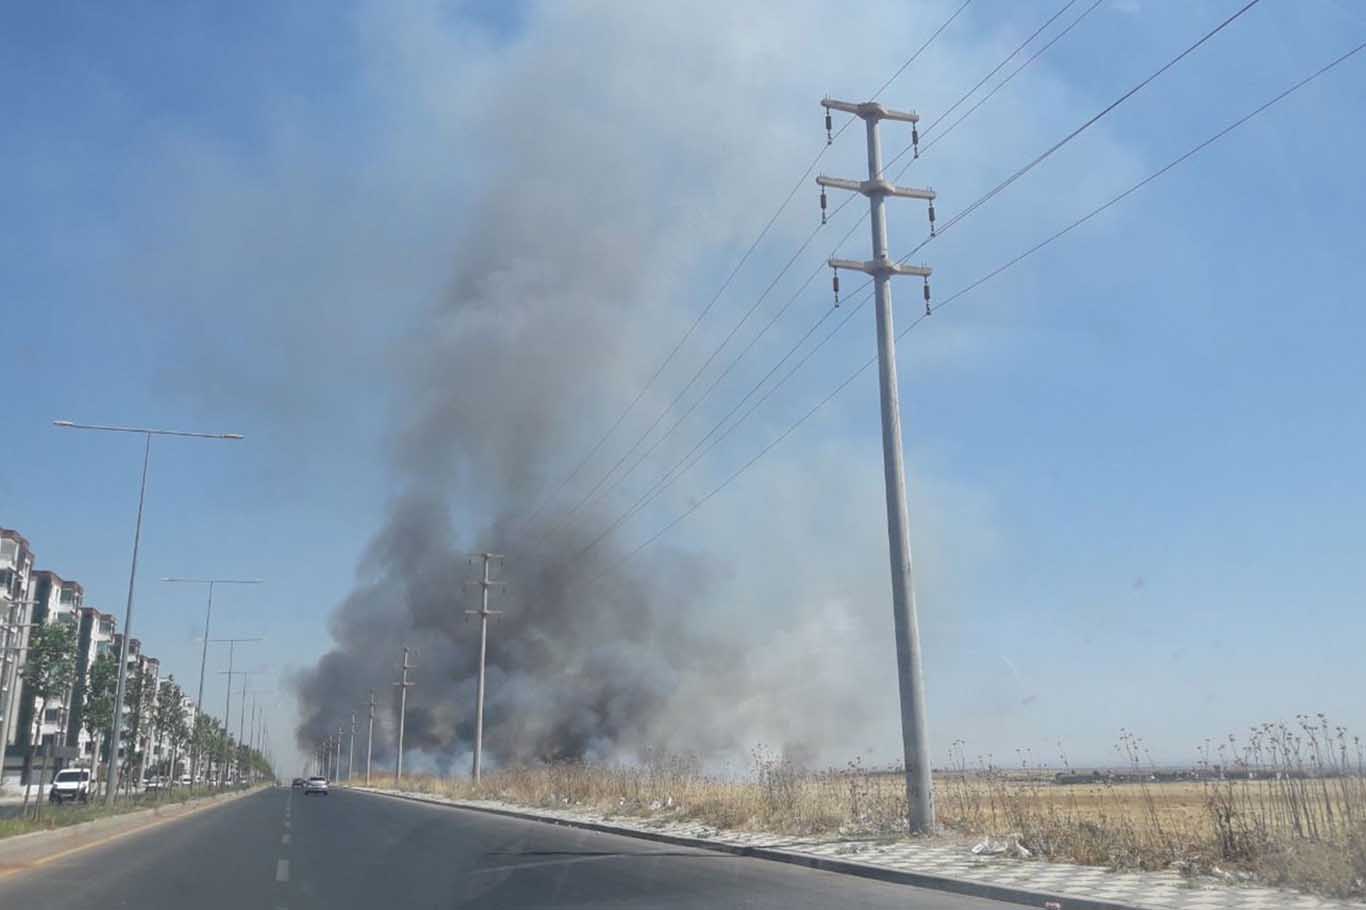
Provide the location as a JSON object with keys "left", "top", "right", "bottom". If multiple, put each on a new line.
{"left": 237, "top": 675, "right": 248, "bottom": 780}
{"left": 52, "top": 419, "right": 243, "bottom": 806}
{"left": 162, "top": 577, "right": 262, "bottom": 786}
{"left": 248, "top": 700, "right": 257, "bottom": 783}
{"left": 211, "top": 638, "right": 261, "bottom": 786}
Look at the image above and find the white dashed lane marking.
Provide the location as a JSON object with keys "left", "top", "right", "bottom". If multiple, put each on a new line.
{"left": 276, "top": 859, "right": 290, "bottom": 883}
{"left": 282, "top": 833, "right": 291, "bottom": 845}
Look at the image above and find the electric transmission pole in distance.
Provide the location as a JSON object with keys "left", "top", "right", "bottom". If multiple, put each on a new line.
{"left": 465, "top": 553, "right": 504, "bottom": 784}
{"left": 393, "top": 648, "right": 415, "bottom": 785}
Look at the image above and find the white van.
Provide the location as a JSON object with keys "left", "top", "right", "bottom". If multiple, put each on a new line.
{"left": 49, "top": 768, "right": 92, "bottom": 804}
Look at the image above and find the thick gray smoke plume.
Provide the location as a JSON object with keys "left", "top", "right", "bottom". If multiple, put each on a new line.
{"left": 288, "top": 2, "right": 890, "bottom": 769}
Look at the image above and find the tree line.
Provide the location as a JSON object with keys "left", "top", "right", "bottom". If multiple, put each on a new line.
{"left": 15, "top": 622, "right": 269, "bottom": 816}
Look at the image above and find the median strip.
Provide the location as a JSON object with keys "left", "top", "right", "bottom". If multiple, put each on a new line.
{"left": 0, "top": 787, "right": 265, "bottom": 878}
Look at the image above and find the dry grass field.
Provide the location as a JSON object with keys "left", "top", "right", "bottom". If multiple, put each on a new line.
{"left": 383, "top": 720, "right": 1366, "bottom": 899}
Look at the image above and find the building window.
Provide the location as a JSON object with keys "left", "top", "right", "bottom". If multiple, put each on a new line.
{"left": 45, "top": 708, "right": 62, "bottom": 723}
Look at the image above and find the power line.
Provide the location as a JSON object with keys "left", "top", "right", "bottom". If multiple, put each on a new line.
{"left": 884, "top": 0, "right": 1106, "bottom": 176}
{"left": 870, "top": 0, "right": 975, "bottom": 100}
{"left": 559, "top": 3, "right": 1088, "bottom": 530}
{"left": 933, "top": 0, "right": 1263, "bottom": 238}
{"left": 602, "top": 37, "right": 1364, "bottom": 566}
{"left": 566, "top": 0, "right": 1236, "bottom": 560}
{"left": 930, "top": 38, "right": 1366, "bottom": 318}
{"left": 546, "top": 193, "right": 860, "bottom": 533}
{"left": 925, "top": 0, "right": 1080, "bottom": 139}
{"left": 522, "top": 2, "right": 975, "bottom": 534}
{"left": 514, "top": 142, "right": 829, "bottom": 532}
{"left": 565, "top": 200, "right": 870, "bottom": 526}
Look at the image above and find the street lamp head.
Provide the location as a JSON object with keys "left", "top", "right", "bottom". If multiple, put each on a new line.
{"left": 51, "top": 419, "right": 244, "bottom": 439}
{"left": 163, "top": 577, "right": 264, "bottom": 584}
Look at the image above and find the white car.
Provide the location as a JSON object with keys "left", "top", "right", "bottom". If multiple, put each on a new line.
{"left": 303, "top": 776, "right": 329, "bottom": 796}
{"left": 49, "top": 768, "right": 92, "bottom": 804}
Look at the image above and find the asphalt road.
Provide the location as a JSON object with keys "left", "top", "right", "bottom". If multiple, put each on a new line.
{"left": 0, "top": 786, "right": 1017, "bottom": 909}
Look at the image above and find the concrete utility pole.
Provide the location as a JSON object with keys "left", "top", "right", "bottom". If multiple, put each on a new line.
{"left": 347, "top": 712, "right": 356, "bottom": 783}
{"left": 334, "top": 726, "right": 342, "bottom": 784}
{"left": 365, "top": 689, "right": 375, "bottom": 785}
{"left": 464, "top": 554, "right": 504, "bottom": 784}
{"left": 817, "top": 97, "right": 937, "bottom": 834}
{"left": 393, "top": 648, "right": 414, "bottom": 785}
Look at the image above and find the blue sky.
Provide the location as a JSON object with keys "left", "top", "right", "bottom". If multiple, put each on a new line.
{"left": 3, "top": 1, "right": 1364, "bottom": 773}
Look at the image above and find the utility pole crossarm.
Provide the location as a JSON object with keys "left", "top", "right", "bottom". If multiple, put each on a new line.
{"left": 829, "top": 258, "right": 932, "bottom": 279}
{"left": 822, "top": 97, "right": 918, "bottom": 123}
{"left": 817, "top": 175, "right": 935, "bottom": 201}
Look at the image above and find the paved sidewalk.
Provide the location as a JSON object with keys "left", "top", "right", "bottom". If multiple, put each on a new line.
{"left": 367, "top": 787, "right": 1363, "bottom": 910}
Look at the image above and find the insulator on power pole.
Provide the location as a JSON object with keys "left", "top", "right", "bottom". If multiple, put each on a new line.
{"left": 832, "top": 267, "right": 841, "bottom": 307}
{"left": 928, "top": 202, "right": 936, "bottom": 237}
{"left": 819, "top": 187, "right": 828, "bottom": 225}
{"left": 923, "top": 278, "right": 932, "bottom": 316}
{"left": 825, "top": 110, "right": 833, "bottom": 145}
{"left": 912, "top": 125, "right": 920, "bottom": 159}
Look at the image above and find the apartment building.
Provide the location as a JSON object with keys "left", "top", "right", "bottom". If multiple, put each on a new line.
{"left": 0, "top": 529, "right": 36, "bottom": 784}
{"left": 25, "top": 572, "right": 84, "bottom": 746}
{"left": 66, "top": 606, "right": 118, "bottom": 765}
{"left": 0, "top": 525, "right": 167, "bottom": 786}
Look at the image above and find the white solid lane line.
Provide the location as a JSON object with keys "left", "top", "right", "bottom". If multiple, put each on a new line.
{"left": 276, "top": 859, "right": 290, "bottom": 883}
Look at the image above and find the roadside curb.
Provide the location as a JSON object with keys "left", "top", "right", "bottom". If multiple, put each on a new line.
{"left": 0, "top": 786, "right": 265, "bottom": 873}
{"left": 352, "top": 787, "right": 1140, "bottom": 910}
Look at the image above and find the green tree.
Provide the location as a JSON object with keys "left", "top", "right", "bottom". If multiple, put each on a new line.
{"left": 169, "top": 704, "right": 190, "bottom": 779}
{"left": 20, "top": 623, "right": 77, "bottom": 810}
{"left": 81, "top": 652, "right": 118, "bottom": 793}
{"left": 192, "top": 713, "right": 218, "bottom": 786}
{"left": 150, "top": 676, "right": 185, "bottom": 795}
{"left": 122, "top": 663, "right": 157, "bottom": 793}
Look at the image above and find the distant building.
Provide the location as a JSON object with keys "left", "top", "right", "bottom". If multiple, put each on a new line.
{"left": 0, "top": 529, "right": 37, "bottom": 782}
{"left": 7, "top": 570, "right": 87, "bottom": 784}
